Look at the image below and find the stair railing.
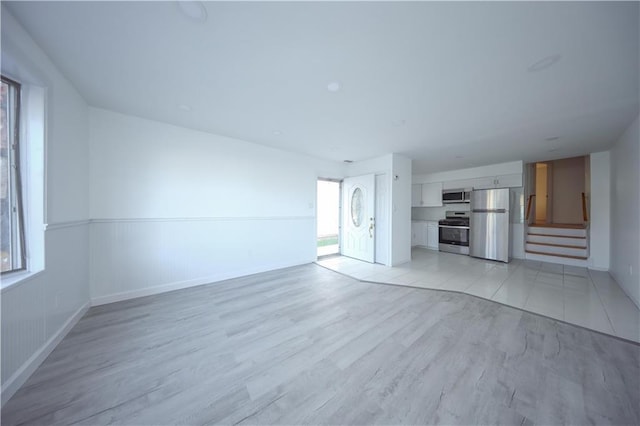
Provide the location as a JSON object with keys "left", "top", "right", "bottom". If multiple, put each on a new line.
{"left": 525, "top": 194, "right": 535, "bottom": 222}
{"left": 582, "top": 192, "right": 588, "bottom": 222}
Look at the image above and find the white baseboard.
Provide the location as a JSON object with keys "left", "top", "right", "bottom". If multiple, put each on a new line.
{"left": 91, "top": 275, "right": 226, "bottom": 306}
{"left": 587, "top": 266, "right": 609, "bottom": 272}
{"left": 1, "top": 301, "right": 90, "bottom": 407}
{"left": 91, "top": 260, "right": 312, "bottom": 306}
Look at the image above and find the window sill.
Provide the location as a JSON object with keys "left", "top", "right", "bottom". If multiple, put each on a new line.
{"left": 1, "top": 269, "right": 45, "bottom": 292}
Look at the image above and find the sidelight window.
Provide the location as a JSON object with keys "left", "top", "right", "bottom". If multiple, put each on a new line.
{"left": 1, "top": 76, "right": 26, "bottom": 273}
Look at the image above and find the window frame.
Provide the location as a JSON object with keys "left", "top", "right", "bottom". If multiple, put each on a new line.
{"left": 1, "top": 75, "right": 27, "bottom": 274}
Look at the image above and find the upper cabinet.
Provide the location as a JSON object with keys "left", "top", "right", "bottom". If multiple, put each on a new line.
{"left": 411, "top": 182, "right": 443, "bottom": 207}
{"left": 471, "top": 173, "right": 523, "bottom": 190}
{"left": 411, "top": 184, "right": 422, "bottom": 207}
{"left": 443, "top": 173, "right": 522, "bottom": 191}
{"left": 413, "top": 162, "right": 524, "bottom": 207}
{"left": 418, "top": 161, "right": 523, "bottom": 192}
{"left": 422, "top": 182, "right": 443, "bottom": 206}
{"left": 496, "top": 173, "right": 523, "bottom": 188}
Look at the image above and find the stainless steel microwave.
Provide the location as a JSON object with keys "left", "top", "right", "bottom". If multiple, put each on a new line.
{"left": 442, "top": 188, "right": 472, "bottom": 204}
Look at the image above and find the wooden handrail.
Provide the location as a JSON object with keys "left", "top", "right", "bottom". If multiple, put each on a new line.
{"left": 525, "top": 193, "right": 587, "bottom": 223}
{"left": 525, "top": 194, "right": 535, "bottom": 221}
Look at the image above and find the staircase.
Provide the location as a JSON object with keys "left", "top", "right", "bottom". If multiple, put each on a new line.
{"left": 525, "top": 224, "right": 589, "bottom": 267}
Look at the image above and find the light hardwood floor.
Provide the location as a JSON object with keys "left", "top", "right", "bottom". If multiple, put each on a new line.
{"left": 2, "top": 264, "right": 639, "bottom": 425}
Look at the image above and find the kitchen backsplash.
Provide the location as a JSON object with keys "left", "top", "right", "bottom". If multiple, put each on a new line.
{"left": 412, "top": 204, "right": 469, "bottom": 221}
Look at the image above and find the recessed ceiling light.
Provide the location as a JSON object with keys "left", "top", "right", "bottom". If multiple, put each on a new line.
{"left": 327, "top": 82, "right": 341, "bottom": 92}
{"left": 178, "top": 104, "right": 192, "bottom": 111}
{"left": 545, "top": 136, "right": 560, "bottom": 141}
{"left": 177, "top": 1, "right": 207, "bottom": 23}
{"left": 528, "top": 54, "right": 562, "bottom": 72}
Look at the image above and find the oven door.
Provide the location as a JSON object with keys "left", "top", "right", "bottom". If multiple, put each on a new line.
{"left": 438, "top": 225, "right": 469, "bottom": 246}
{"left": 439, "top": 225, "right": 470, "bottom": 255}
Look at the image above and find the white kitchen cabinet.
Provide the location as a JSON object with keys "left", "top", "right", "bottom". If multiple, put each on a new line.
{"left": 416, "top": 225, "right": 426, "bottom": 246}
{"left": 421, "top": 182, "right": 443, "bottom": 207}
{"left": 412, "top": 221, "right": 438, "bottom": 249}
{"left": 473, "top": 174, "right": 523, "bottom": 189}
{"left": 446, "top": 173, "right": 523, "bottom": 190}
{"left": 470, "top": 176, "right": 498, "bottom": 190}
{"left": 411, "top": 182, "right": 443, "bottom": 207}
{"left": 495, "top": 173, "right": 522, "bottom": 188}
{"left": 411, "top": 222, "right": 418, "bottom": 246}
{"left": 411, "top": 185, "right": 422, "bottom": 207}
{"left": 411, "top": 222, "right": 425, "bottom": 246}
{"left": 442, "top": 178, "right": 476, "bottom": 191}
{"left": 426, "top": 222, "right": 439, "bottom": 249}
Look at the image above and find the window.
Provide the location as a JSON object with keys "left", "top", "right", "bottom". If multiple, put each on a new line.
{"left": 1, "top": 76, "right": 26, "bottom": 273}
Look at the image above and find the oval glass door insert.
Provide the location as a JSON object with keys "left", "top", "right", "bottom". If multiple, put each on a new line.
{"left": 351, "top": 187, "right": 363, "bottom": 227}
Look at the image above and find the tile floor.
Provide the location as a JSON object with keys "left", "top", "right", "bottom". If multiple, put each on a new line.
{"left": 317, "top": 248, "right": 640, "bottom": 343}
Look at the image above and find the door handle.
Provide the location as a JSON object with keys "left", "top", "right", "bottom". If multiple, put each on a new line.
{"left": 369, "top": 217, "right": 375, "bottom": 238}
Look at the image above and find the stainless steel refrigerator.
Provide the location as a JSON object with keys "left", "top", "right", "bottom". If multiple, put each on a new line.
{"left": 470, "top": 188, "right": 510, "bottom": 263}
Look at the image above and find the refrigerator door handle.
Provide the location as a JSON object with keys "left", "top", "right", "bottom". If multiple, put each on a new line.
{"left": 472, "top": 209, "right": 507, "bottom": 213}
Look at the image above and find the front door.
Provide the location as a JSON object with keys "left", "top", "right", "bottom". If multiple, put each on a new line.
{"left": 341, "top": 174, "right": 375, "bottom": 263}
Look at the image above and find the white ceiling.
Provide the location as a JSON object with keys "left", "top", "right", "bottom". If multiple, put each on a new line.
{"left": 5, "top": 1, "right": 639, "bottom": 173}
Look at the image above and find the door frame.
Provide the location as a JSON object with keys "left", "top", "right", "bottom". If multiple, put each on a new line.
{"left": 374, "top": 173, "right": 389, "bottom": 265}
{"left": 316, "top": 177, "right": 342, "bottom": 258}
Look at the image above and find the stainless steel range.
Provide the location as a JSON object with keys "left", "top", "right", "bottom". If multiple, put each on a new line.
{"left": 438, "top": 211, "right": 470, "bottom": 255}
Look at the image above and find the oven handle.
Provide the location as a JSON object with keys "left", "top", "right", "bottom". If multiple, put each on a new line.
{"left": 438, "top": 225, "right": 470, "bottom": 229}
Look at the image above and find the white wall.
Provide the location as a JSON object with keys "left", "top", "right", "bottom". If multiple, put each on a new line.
{"left": 610, "top": 115, "right": 639, "bottom": 307}
{"left": 374, "top": 174, "right": 390, "bottom": 265}
{"left": 390, "top": 154, "right": 412, "bottom": 266}
{"left": 1, "top": 7, "right": 90, "bottom": 405}
{"left": 89, "top": 108, "right": 344, "bottom": 304}
{"left": 346, "top": 155, "right": 393, "bottom": 178}
{"left": 510, "top": 187, "right": 526, "bottom": 260}
{"left": 551, "top": 156, "right": 586, "bottom": 224}
{"left": 589, "top": 151, "right": 611, "bottom": 270}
